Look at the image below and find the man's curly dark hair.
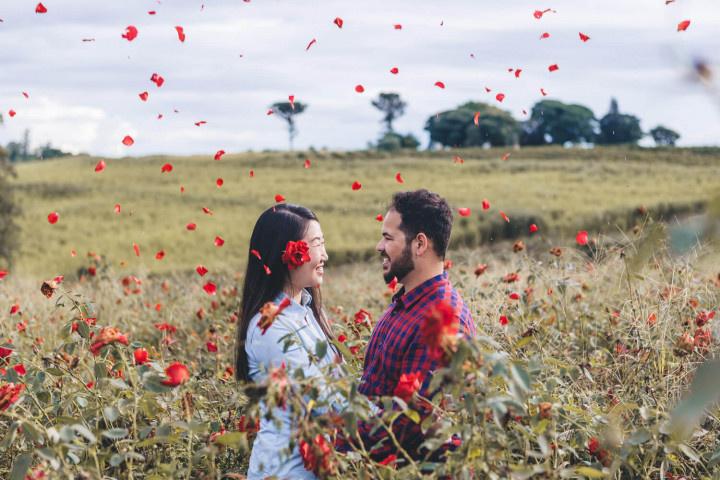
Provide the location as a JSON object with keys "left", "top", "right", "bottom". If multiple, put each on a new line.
{"left": 389, "top": 189, "right": 453, "bottom": 259}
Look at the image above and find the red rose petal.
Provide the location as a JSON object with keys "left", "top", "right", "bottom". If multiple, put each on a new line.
{"left": 121, "top": 25, "right": 138, "bottom": 42}
{"left": 304, "top": 159, "right": 311, "bottom": 169}
{"left": 458, "top": 208, "right": 471, "bottom": 217}
{"left": 139, "top": 91, "right": 149, "bottom": 101}
{"left": 216, "top": 178, "right": 224, "bottom": 187}
{"left": 122, "top": 135, "right": 134, "bottom": 146}
{"left": 133, "top": 242, "right": 140, "bottom": 256}
{"left": 196, "top": 265, "right": 208, "bottom": 276}
{"left": 161, "top": 163, "right": 173, "bottom": 173}
{"left": 355, "top": 84, "right": 365, "bottom": 93}
{"left": 393, "top": 24, "right": 402, "bottom": 30}
{"left": 540, "top": 32, "right": 550, "bottom": 39}
{"left": 529, "top": 224, "right": 539, "bottom": 233}
{"left": 500, "top": 211, "right": 510, "bottom": 223}
{"left": 579, "top": 32, "right": 590, "bottom": 42}
{"left": 390, "top": 67, "right": 399, "bottom": 74}
{"left": 495, "top": 93, "right": 505, "bottom": 102}
{"left": 395, "top": 172, "right": 404, "bottom": 183}
{"left": 275, "top": 194, "right": 285, "bottom": 203}
{"left": 35, "top": 3, "right": 47, "bottom": 14}
{"left": 576, "top": 230, "right": 589, "bottom": 245}
{"left": 155, "top": 250, "right": 165, "bottom": 260}
{"left": 203, "top": 281, "right": 217, "bottom": 295}
{"left": 333, "top": 17, "right": 343, "bottom": 28}
{"left": 376, "top": 214, "right": 384, "bottom": 222}
{"left": 95, "top": 160, "right": 106, "bottom": 172}
{"left": 351, "top": 181, "right": 362, "bottom": 190}
{"left": 8, "top": 110, "right": 16, "bottom": 118}
{"left": 548, "top": 64, "right": 559, "bottom": 72}
{"left": 186, "top": 223, "right": 197, "bottom": 231}
{"left": 677, "top": 20, "right": 691, "bottom": 32}
{"left": 306, "top": 38, "right": 317, "bottom": 50}
{"left": 482, "top": 199, "right": 490, "bottom": 210}
{"left": 47, "top": 211, "right": 59, "bottom": 224}
{"left": 434, "top": 81, "right": 446, "bottom": 89}
{"left": 175, "top": 26, "right": 186, "bottom": 42}
{"left": 214, "top": 236, "right": 225, "bottom": 247}
{"left": 214, "top": 150, "right": 226, "bottom": 161}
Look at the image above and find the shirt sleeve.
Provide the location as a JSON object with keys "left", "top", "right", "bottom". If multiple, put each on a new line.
{"left": 335, "top": 333, "right": 438, "bottom": 461}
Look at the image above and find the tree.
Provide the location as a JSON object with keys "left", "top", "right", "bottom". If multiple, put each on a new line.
{"left": 376, "top": 132, "right": 420, "bottom": 151}
{"left": 649, "top": 125, "right": 680, "bottom": 147}
{"left": 270, "top": 101, "right": 307, "bottom": 151}
{"left": 372, "top": 93, "right": 406, "bottom": 133}
{"left": 596, "top": 98, "right": 643, "bottom": 145}
{"left": 425, "top": 101, "right": 518, "bottom": 148}
{"left": 0, "top": 146, "right": 20, "bottom": 269}
{"left": 520, "top": 99, "right": 597, "bottom": 145}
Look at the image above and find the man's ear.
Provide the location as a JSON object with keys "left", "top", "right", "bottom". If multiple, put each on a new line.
{"left": 415, "top": 233, "right": 430, "bottom": 257}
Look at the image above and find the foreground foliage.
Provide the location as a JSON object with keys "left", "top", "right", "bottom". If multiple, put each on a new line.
{"left": 0, "top": 226, "right": 718, "bottom": 479}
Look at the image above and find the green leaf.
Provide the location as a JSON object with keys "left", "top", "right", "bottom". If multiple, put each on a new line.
{"left": 103, "top": 406, "right": 120, "bottom": 423}
{"left": 315, "top": 340, "right": 327, "bottom": 359}
{"left": 77, "top": 319, "right": 90, "bottom": 339}
{"left": 213, "top": 432, "right": 248, "bottom": 450}
{"left": 9, "top": 452, "right": 32, "bottom": 480}
{"left": 668, "top": 359, "right": 720, "bottom": 440}
{"left": 102, "top": 428, "right": 129, "bottom": 440}
{"left": 510, "top": 363, "right": 531, "bottom": 393}
{"left": 626, "top": 429, "right": 651, "bottom": 446}
{"left": 574, "top": 466, "right": 606, "bottom": 478}
{"left": 73, "top": 423, "right": 97, "bottom": 444}
{"left": 678, "top": 443, "right": 701, "bottom": 463}
{"left": 403, "top": 409, "right": 421, "bottom": 424}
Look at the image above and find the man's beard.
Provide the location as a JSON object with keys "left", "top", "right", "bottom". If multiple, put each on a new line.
{"left": 383, "top": 242, "right": 415, "bottom": 284}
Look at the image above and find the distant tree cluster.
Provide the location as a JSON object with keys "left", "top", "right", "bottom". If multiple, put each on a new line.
{"left": 426, "top": 97, "right": 679, "bottom": 149}
{"left": 0, "top": 146, "right": 20, "bottom": 268}
{"left": 268, "top": 94, "right": 680, "bottom": 151}
{"left": 0, "top": 115, "right": 72, "bottom": 162}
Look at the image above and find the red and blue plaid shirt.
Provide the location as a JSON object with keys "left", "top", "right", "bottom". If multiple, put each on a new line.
{"left": 337, "top": 271, "right": 476, "bottom": 461}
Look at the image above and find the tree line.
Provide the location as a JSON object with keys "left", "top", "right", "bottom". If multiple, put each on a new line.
{"left": 0, "top": 116, "right": 72, "bottom": 163}
{"left": 270, "top": 94, "right": 681, "bottom": 151}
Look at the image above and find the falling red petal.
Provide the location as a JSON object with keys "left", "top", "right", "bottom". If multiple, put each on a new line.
{"left": 139, "top": 91, "right": 149, "bottom": 101}
{"left": 495, "top": 93, "right": 505, "bottom": 102}
{"left": 500, "top": 211, "right": 510, "bottom": 223}
{"left": 214, "top": 236, "right": 225, "bottom": 247}
{"left": 333, "top": 17, "right": 343, "bottom": 28}
{"left": 351, "top": 181, "right": 362, "bottom": 191}
{"left": 458, "top": 208, "right": 471, "bottom": 217}
{"left": 482, "top": 199, "right": 490, "bottom": 210}
{"left": 122, "top": 135, "right": 134, "bottom": 146}
{"left": 579, "top": 32, "right": 590, "bottom": 42}
{"left": 8, "top": 110, "right": 16, "bottom": 118}
{"left": 376, "top": 214, "right": 384, "bottom": 222}
{"left": 196, "top": 265, "right": 208, "bottom": 276}
{"left": 501, "top": 153, "right": 511, "bottom": 161}
{"left": 541, "top": 88, "right": 548, "bottom": 96}
{"left": 133, "top": 243, "right": 140, "bottom": 257}
{"left": 473, "top": 112, "right": 480, "bottom": 126}
{"left": 35, "top": 3, "right": 47, "bottom": 14}
{"left": 540, "top": 32, "right": 550, "bottom": 39}
{"left": 202, "top": 207, "right": 213, "bottom": 215}
{"left": 434, "top": 81, "right": 446, "bottom": 89}
{"left": 306, "top": 38, "right": 317, "bottom": 50}
{"left": 453, "top": 155, "right": 464, "bottom": 164}
{"left": 161, "top": 163, "right": 173, "bottom": 173}
{"left": 393, "top": 24, "right": 402, "bottom": 30}
{"left": 677, "top": 20, "right": 691, "bottom": 32}
{"left": 529, "top": 224, "right": 539, "bottom": 233}
{"left": 121, "top": 26, "right": 138, "bottom": 41}
{"left": 175, "top": 26, "right": 186, "bottom": 42}
{"left": 155, "top": 250, "right": 165, "bottom": 260}
{"left": 514, "top": 69, "right": 522, "bottom": 78}
{"left": 150, "top": 73, "right": 165, "bottom": 87}
{"left": 114, "top": 204, "right": 121, "bottom": 214}
{"left": 186, "top": 223, "right": 197, "bottom": 231}
{"left": 304, "top": 159, "right": 311, "bottom": 169}
{"left": 216, "top": 178, "right": 224, "bottom": 187}
{"left": 22, "top": 92, "right": 29, "bottom": 99}
{"left": 95, "top": 160, "right": 106, "bottom": 172}
{"left": 214, "top": 150, "right": 226, "bottom": 161}
{"left": 275, "top": 194, "right": 285, "bottom": 203}
{"left": 355, "top": 84, "right": 365, "bottom": 93}
{"left": 395, "top": 172, "right": 404, "bottom": 183}
{"left": 48, "top": 212, "right": 59, "bottom": 224}
{"left": 194, "top": 121, "right": 207, "bottom": 127}
{"left": 250, "top": 249, "right": 262, "bottom": 260}
{"left": 548, "top": 64, "right": 559, "bottom": 72}
{"left": 203, "top": 282, "right": 217, "bottom": 296}
{"left": 576, "top": 230, "right": 589, "bottom": 245}
{"left": 390, "top": 67, "right": 399, "bottom": 75}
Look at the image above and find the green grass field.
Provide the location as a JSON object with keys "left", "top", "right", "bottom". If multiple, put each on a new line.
{"left": 7, "top": 146, "right": 720, "bottom": 278}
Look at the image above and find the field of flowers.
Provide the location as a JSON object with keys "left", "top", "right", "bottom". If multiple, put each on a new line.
{"left": 0, "top": 222, "right": 718, "bottom": 479}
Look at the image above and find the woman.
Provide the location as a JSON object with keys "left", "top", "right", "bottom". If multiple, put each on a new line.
{"left": 235, "top": 204, "right": 341, "bottom": 480}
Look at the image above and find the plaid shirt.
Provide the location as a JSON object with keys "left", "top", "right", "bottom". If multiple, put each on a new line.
{"left": 337, "top": 271, "right": 475, "bottom": 461}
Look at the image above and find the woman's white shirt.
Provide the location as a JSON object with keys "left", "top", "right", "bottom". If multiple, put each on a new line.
{"left": 245, "top": 289, "right": 339, "bottom": 480}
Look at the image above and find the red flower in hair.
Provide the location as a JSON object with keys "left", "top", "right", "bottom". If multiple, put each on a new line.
{"left": 282, "top": 240, "right": 311, "bottom": 270}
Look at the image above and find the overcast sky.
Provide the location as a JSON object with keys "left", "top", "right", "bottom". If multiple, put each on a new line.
{"left": 0, "top": 0, "right": 719, "bottom": 156}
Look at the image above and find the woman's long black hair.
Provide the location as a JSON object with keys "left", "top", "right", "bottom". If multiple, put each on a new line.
{"left": 235, "top": 203, "right": 338, "bottom": 382}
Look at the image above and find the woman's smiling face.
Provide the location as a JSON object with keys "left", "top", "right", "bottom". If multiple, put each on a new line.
{"left": 289, "top": 220, "right": 328, "bottom": 289}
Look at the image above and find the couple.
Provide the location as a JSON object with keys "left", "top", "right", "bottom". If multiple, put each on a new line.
{"left": 234, "top": 189, "right": 476, "bottom": 479}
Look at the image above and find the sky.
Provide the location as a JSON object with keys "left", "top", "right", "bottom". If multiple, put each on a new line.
{"left": 0, "top": 0, "right": 719, "bottom": 157}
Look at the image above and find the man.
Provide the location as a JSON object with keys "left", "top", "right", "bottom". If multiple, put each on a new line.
{"left": 337, "top": 189, "right": 476, "bottom": 462}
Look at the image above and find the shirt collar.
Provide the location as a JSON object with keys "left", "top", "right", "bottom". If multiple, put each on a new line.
{"left": 391, "top": 271, "right": 448, "bottom": 310}
{"left": 275, "top": 289, "right": 313, "bottom": 310}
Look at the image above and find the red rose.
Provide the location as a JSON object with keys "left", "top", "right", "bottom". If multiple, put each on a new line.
{"left": 393, "top": 371, "right": 423, "bottom": 402}
{"left": 281, "top": 240, "right": 311, "bottom": 270}
{"left": 162, "top": 362, "right": 190, "bottom": 387}
{"left": 420, "top": 301, "right": 460, "bottom": 362}
{"left": 89, "top": 327, "right": 129, "bottom": 356}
